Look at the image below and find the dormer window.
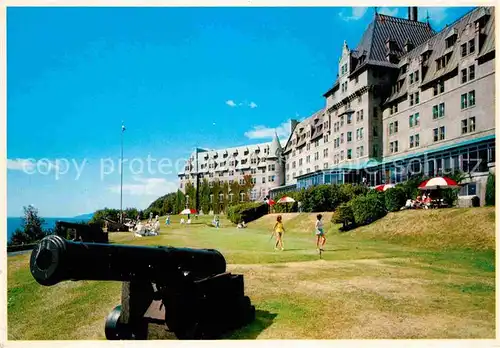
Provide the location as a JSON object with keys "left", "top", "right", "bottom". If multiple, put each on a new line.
{"left": 445, "top": 30, "right": 458, "bottom": 48}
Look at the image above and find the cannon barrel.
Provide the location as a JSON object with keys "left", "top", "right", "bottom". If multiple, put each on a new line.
{"left": 30, "top": 235, "right": 227, "bottom": 286}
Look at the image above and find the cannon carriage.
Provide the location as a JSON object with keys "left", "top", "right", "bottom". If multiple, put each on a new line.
{"left": 29, "top": 235, "right": 255, "bottom": 340}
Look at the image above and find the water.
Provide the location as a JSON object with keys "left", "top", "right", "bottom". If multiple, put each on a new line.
{"left": 7, "top": 217, "right": 91, "bottom": 243}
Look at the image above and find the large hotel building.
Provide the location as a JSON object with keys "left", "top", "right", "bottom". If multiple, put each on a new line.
{"left": 179, "top": 6, "right": 495, "bottom": 206}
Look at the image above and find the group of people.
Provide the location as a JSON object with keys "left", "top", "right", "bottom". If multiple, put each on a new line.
{"left": 134, "top": 214, "right": 160, "bottom": 237}
{"left": 272, "top": 214, "right": 326, "bottom": 253}
{"left": 404, "top": 192, "right": 438, "bottom": 210}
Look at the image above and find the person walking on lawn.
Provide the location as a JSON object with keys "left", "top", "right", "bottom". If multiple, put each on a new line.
{"left": 273, "top": 215, "right": 285, "bottom": 251}
{"left": 315, "top": 214, "right": 326, "bottom": 252}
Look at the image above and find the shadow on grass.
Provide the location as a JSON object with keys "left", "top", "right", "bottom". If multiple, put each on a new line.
{"left": 224, "top": 310, "right": 277, "bottom": 339}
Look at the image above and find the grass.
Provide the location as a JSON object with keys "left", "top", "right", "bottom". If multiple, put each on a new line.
{"left": 7, "top": 207, "right": 496, "bottom": 339}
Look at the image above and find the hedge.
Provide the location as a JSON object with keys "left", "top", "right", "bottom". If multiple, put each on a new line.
{"left": 227, "top": 202, "right": 268, "bottom": 224}
{"left": 331, "top": 203, "right": 354, "bottom": 229}
{"left": 349, "top": 193, "right": 387, "bottom": 226}
{"left": 485, "top": 173, "right": 495, "bottom": 206}
{"left": 384, "top": 187, "right": 407, "bottom": 212}
{"left": 273, "top": 184, "right": 369, "bottom": 213}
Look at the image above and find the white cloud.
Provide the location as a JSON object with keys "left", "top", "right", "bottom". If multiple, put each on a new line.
{"left": 108, "top": 177, "right": 178, "bottom": 196}
{"left": 339, "top": 7, "right": 368, "bottom": 21}
{"left": 7, "top": 158, "right": 59, "bottom": 172}
{"left": 7, "top": 159, "right": 35, "bottom": 171}
{"left": 378, "top": 7, "right": 399, "bottom": 17}
{"left": 225, "top": 100, "right": 258, "bottom": 109}
{"left": 225, "top": 100, "right": 237, "bottom": 107}
{"left": 244, "top": 119, "right": 291, "bottom": 140}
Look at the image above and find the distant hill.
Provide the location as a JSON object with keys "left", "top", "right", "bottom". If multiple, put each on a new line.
{"left": 72, "top": 213, "right": 94, "bottom": 220}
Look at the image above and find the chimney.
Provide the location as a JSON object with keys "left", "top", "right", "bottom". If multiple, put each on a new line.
{"left": 290, "top": 119, "right": 299, "bottom": 132}
{"left": 408, "top": 7, "right": 418, "bottom": 21}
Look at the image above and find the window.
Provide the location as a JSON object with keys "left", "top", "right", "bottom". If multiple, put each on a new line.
{"left": 415, "top": 70, "right": 419, "bottom": 82}
{"left": 306, "top": 155, "right": 310, "bottom": 164}
{"left": 469, "top": 90, "right": 476, "bottom": 107}
{"left": 461, "top": 43, "right": 467, "bottom": 57}
{"left": 389, "top": 141, "right": 399, "bottom": 153}
{"left": 469, "top": 117, "right": 476, "bottom": 132}
{"left": 433, "top": 103, "right": 445, "bottom": 119}
{"left": 414, "top": 113, "right": 420, "bottom": 126}
{"left": 415, "top": 92, "right": 419, "bottom": 104}
{"left": 373, "top": 125, "right": 378, "bottom": 137}
{"left": 340, "top": 151, "right": 344, "bottom": 160}
{"left": 410, "top": 94, "right": 414, "bottom": 106}
{"left": 409, "top": 114, "right": 414, "bottom": 128}
{"left": 409, "top": 73, "right": 414, "bottom": 84}
{"left": 389, "top": 123, "right": 394, "bottom": 135}
{"left": 409, "top": 135, "right": 414, "bottom": 148}
{"left": 347, "top": 114, "right": 352, "bottom": 124}
{"left": 347, "top": 149, "right": 352, "bottom": 159}
{"left": 461, "top": 68, "right": 467, "bottom": 83}
{"left": 461, "top": 93, "right": 468, "bottom": 109}
{"left": 415, "top": 134, "right": 420, "bottom": 147}
{"left": 299, "top": 158, "right": 303, "bottom": 166}
{"left": 433, "top": 126, "right": 446, "bottom": 142}
{"left": 306, "top": 143, "right": 310, "bottom": 151}
{"left": 314, "top": 152, "right": 319, "bottom": 160}
{"left": 434, "top": 80, "right": 445, "bottom": 95}
{"left": 394, "top": 121, "right": 398, "bottom": 133}
{"left": 323, "top": 148, "right": 328, "bottom": 158}
{"left": 341, "top": 133, "right": 344, "bottom": 143}
{"left": 462, "top": 117, "right": 476, "bottom": 134}
{"left": 469, "top": 65, "right": 475, "bottom": 81}
{"left": 469, "top": 39, "right": 475, "bottom": 54}
{"left": 461, "top": 119, "right": 468, "bottom": 134}
{"left": 462, "top": 91, "right": 475, "bottom": 109}
{"left": 347, "top": 131, "right": 352, "bottom": 142}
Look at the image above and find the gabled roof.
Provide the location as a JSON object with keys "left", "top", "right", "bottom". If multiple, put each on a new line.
{"left": 351, "top": 14, "right": 435, "bottom": 74}
{"left": 384, "top": 6, "right": 494, "bottom": 104}
{"left": 324, "top": 13, "right": 435, "bottom": 97}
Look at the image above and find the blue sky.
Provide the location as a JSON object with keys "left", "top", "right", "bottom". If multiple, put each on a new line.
{"left": 7, "top": 6, "right": 475, "bottom": 217}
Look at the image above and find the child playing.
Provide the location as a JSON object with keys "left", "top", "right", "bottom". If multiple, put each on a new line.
{"left": 273, "top": 215, "right": 285, "bottom": 251}
{"left": 315, "top": 214, "right": 326, "bottom": 252}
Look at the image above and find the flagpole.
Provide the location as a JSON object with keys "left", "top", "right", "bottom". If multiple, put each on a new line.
{"left": 120, "top": 122, "right": 124, "bottom": 224}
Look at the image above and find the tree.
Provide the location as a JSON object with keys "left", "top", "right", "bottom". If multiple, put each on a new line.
{"left": 230, "top": 181, "right": 242, "bottom": 205}
{"left": 485, "top": 172, "right": 495, "bottom": 206}
{"left": 9, "top": 205, "right": 50, "bottom": 246}
{"left": 200, "top": 179, "right": 211, "bottom": 214}
{"left": 211, "top": 180, "right": 222, "bottom": 214}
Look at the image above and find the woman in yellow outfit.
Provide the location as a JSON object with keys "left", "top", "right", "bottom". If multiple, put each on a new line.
{"left": 273, "top": 215, "right": 285, "bottom": 251}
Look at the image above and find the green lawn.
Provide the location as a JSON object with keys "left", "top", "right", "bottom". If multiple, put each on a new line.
{"left": 7, "top": 207, "right": 496, "bottom": 339}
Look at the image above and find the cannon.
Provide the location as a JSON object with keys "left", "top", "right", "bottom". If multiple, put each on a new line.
{"left": 54, "top": 221, "right": 109, "bottom": 243}
{"left": 30, "top": 235, "right": 255, "bottom": 340}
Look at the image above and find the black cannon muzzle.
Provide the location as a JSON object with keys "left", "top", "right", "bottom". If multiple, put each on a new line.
{"left": 30, "top": 235, "right": 227, "bottom": 286}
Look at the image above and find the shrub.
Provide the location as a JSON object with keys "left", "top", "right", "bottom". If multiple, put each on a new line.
{"left": 350, "top": 194, "right": 387, "bottom": 226}
{"left": 331, "top": 203, "right": 354, "bottom": 229}
{"left": 485, "top": 173, "right": 495, "bottom": 206}
{"left": 384, "top": 187, "right": 407, "bottom": 212}
{"left": 227, "top": 202, "right": 268, "bottom": 224}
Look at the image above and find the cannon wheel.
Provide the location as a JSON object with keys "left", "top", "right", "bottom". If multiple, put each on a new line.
{"left": 105, "top": 305, "right": 128, "bottom": 340}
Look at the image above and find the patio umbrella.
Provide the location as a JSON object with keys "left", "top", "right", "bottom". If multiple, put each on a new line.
{"left": 180, "top": 208, "right": 197, "bottom": 215}
{"left": 374, "top": 184, "right": 395, "bottom": 192}
{"left": 265, "top": 199, "right": 276, "bottom": 206}
{"left": 277, "top": 196, "right": 296, "bottom": 213}
{"left": 277, "top": 196, "right": 296, "bottom": 203}
{"left": 418, "top": 176, "right": 459, "bottom": 190}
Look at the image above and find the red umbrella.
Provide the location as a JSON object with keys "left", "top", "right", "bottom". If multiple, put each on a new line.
{"left": 374, "top": 184, "right": 395, "bottom": 192}
{"left": 180, "top": 208, "right": 197, "bottom": 215}
{"left": 418, "top": 176, "right": 459, "bottom": 190}
{"left": 266, "top": 199, "right": 276, "bottom": 206}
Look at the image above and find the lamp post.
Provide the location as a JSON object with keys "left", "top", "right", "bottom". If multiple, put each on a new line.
{"left": 120, "top": 122, "right": 126, "bottom": 224}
